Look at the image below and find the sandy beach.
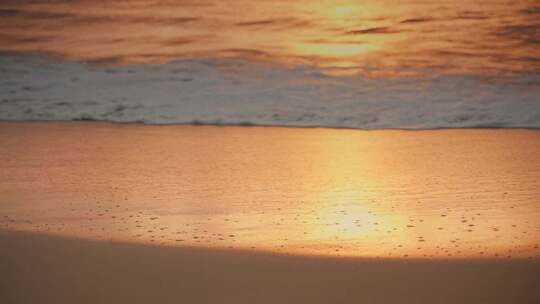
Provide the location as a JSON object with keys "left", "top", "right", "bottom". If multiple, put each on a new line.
{"left": 1, "top": 122, "right": 539, "bottom": 303}
{"left": 1, "top": 230, "right": 539, "bottom": 304}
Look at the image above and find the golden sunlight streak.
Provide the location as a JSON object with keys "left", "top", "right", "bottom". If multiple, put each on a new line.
{"left": 1, "top": 0, "right": 537, "bottom": 75}
{"left": 2, "top": 125, "right": 539, "bottom": 259}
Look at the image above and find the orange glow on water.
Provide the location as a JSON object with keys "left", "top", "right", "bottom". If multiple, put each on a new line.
{"left": 0, "top": 0, "right": 538, "bottom": 76}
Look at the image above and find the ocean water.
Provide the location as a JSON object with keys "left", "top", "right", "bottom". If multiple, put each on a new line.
{"left": 1, "top": 0, "right": 539, "bottom": 129}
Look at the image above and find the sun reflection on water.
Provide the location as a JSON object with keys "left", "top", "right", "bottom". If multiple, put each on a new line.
{"left": 0, "top": 0, "right": 538, "bottom": 76}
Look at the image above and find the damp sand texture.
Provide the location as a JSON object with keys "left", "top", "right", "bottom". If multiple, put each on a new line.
{"left": 1, "top": 122, "right": 539, "bottom": 259}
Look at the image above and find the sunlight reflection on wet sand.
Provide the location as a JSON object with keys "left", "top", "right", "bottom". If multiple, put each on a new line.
{"left": 0, "top": 122, "right": 539, "bottom": 259}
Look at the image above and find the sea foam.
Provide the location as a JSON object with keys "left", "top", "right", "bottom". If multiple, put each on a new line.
{"left": 1, "top": 55, "right": 539, "bottom": 129}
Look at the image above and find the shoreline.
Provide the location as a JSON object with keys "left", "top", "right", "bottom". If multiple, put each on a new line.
{"left": 1, "top": 230, "right": 539, "bottom": 304}
{"left": 1, "top": 119, "right": 540, "bottom": 132}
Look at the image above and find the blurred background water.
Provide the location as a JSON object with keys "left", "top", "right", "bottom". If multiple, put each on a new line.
{"left": 1, "top": 0, "right": 539, "bottom": 76}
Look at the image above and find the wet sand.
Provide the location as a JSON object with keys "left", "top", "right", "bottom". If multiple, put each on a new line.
{"left": 1, "top": 122, "right": 539, "bottom": 258}
{"left": 1, "top": 230, "right": 539, "bottom": 304}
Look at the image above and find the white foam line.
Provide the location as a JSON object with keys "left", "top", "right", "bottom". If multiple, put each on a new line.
{"left": 1, "top": 55, "right": 539, "bottom": 129}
